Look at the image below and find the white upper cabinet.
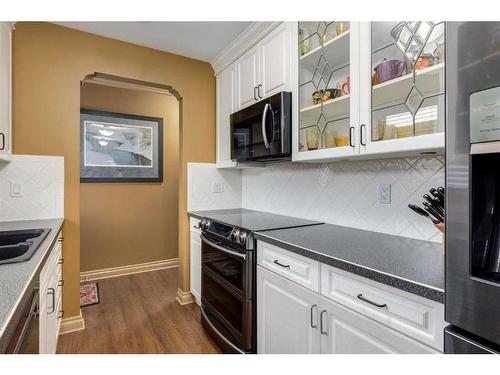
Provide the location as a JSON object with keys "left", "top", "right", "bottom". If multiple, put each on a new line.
{"left": 292, "top": 21, "right": 446, "bottom": 162}
{"left": 359, "top": 22, "right": 446, "bottom": 157}
{"left": 294, "top": 21, "right": 360, "bottom": 162}
{"left": 215, "top": 22, "right": 293, "bottom": 168}
{"left": 259, "top": 23, "right": 292, "bottom": 99}
{"left": 236, "top": 45, "right": 260, "bottom": 110}
{"left": 216, "top": 65, "right": 236, "bottom": 168}
{"left": 0, "top": 22, "right": 12, "bottom": 154}
{"left": 235, "top": 22, "right": 293, "bottom": 111}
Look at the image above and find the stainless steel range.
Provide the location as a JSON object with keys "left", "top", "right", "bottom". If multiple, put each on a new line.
{"left": 196, "top": 209, "right": 321, "bottom": 354}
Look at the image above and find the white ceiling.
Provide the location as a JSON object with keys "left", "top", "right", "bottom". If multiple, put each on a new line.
{"left": 55, "top": 22, "right": 252, "bottom": 62}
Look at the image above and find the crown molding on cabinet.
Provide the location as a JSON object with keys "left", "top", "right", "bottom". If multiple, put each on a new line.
{"left": 210, "top": 21, "right": 282, "bottom": 75}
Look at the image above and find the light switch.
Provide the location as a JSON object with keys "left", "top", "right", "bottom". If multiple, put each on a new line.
{"left": 378, "top": 183, "right": 391, "bottom": 204}
{"left": 10, "top": 181, "right": 22, "bottom": 197}
{"left": 211, "top": 182, "right": 224, "bottom": 193}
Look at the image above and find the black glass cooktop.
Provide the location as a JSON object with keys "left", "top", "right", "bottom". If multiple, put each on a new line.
{"left": 190, "top": 208, "right": 322, "bottom": 232}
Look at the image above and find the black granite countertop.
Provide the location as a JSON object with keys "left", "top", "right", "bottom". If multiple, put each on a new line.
{"left": 254, "top": 223, "right": 444, "bottom": 303}
{"left": 188, "top": 208, "right": 322, "bottom": 232}
{"left": 0, "top": 218, "right": 64, "bottom": 351}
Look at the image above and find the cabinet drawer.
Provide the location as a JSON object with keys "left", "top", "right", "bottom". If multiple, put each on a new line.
{"left": 320, "top": 264, "right": 444, "bottom": 351}
{"left": 257, "top": 241, "right": 320, "bottom": 292}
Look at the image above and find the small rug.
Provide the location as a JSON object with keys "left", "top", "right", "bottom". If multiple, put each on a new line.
{"left": 80, "top": 282, "right": 100, "bottom": 307}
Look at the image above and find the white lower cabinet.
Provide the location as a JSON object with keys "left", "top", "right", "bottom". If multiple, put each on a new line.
{"left": 190, "top": 218, "right": 202, "bottom": 306}
{"left": 319, "top": 296, "right": 437, "bottom": 354}
{"left": 257, "top": 241, "right": 444, "bottom": 354}
{"left": 257, "top": 265, "right": 320, "bottom": 354}
{"left": 39, "top": 231, "right": 63, "bottom": 354}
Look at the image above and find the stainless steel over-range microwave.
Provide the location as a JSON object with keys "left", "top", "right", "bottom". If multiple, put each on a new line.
{"left": 230, "top": 91, "right": 292, "bottom": 163}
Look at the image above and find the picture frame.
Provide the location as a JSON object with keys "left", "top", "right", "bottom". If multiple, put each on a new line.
{"left": 80, "top": 109, "right": 163, "bottom": 183}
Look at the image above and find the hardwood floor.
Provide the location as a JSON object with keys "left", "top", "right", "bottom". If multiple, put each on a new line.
{"left": 57, "top": 268, "right": 221, "bottom": 354}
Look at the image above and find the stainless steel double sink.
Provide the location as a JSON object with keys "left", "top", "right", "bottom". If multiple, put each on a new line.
{"left": 0, "top": 229, "right": 51, "bottom": 265}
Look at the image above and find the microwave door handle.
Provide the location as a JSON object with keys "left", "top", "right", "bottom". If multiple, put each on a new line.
{"left": 262, "top": 103, "right": 271, "bottom": 149}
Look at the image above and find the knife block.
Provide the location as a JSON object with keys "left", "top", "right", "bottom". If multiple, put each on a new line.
{"left": 435, "top": 222, "right": 445, "bottom": 255}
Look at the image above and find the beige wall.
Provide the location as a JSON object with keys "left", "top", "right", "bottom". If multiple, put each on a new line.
{"left": 12, "top": 22, "right": 215, "bottom": 318}
{"left": 80, "top": 83, "right": 179, "bottom": 271}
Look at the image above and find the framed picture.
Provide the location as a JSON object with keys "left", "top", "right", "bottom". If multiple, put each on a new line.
{"left": 80, "top": 109, "right": 163, "bottom": 182}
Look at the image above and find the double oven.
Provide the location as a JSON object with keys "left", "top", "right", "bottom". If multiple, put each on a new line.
{"left": 199, "top": 219, "right": 255, "bottom": 353}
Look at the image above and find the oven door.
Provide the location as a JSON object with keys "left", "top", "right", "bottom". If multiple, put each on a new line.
{"left": 201, "top": 234, "right": 253, "bottom": 351}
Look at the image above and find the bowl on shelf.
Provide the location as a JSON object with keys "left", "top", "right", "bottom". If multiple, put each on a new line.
{"left": 312, "top": 88, "right": 341, "bottom": 105}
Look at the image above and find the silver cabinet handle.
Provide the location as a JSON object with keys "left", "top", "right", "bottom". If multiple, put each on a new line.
{"left": 47, "top": 288, "right": 56, "bottom": 314}
{"left": 254, "top": 86, "right": 258, "bottom": 101}
{"left": 357, "top": 293, "right": 387, "bottom": 308}
{"left": 58, "top": 279, "right": 64, "bottom": 287}
{"left": 273, "top": 259, "right": 290, "bottom": 268}
{"left": 258, "top": 84, "right": 263, "bottom": 98}
{"left": 58, "top": 310, "right": 64, "bottom": 319}
{"left": 58, "top": 257, "right": 64, "bottom": 265}
{"left": 320, "top": 309, "right": 328, "bottom": 335}
{"left": 310, "top": 304, "right": 318, "bottom": 328}
{"left": 58, "top": 236, "right": 64, "bottom": 243}
{"left": 0, "top": 133, "right": 5, "bottom": 151}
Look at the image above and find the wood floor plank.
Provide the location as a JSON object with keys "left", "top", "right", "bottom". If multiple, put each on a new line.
{"left": 57, "top": 268, "right": 221, "bottom": 354}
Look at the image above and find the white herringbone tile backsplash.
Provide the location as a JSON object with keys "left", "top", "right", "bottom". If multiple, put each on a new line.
{"left": 0, "top": 155, "right": 64, "bottom": 222}
{"left": 242, "top": 156, "right": 445, "bottom": 243}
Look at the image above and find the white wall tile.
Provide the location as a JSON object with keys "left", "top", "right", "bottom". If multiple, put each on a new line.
{"left": 188, "top": 163, "right": 242, "bottom": 212}
{"left": 0, "top": 155, "right": 64, "bottom": 222}
{"left": 242, "top": 156, "right": 445, "bottom": 243}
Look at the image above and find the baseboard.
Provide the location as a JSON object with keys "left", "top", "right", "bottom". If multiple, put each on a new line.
{"left": 59, "top": 309, "right": 85, "bottom": 335}
{"left": 176, "top": 288, "right": 195, "bottom": 305}
{"left": 80, "top": 258, "right": 179, "bottom": 282}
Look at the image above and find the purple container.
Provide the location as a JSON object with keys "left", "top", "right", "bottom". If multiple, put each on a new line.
{"left": 375, "top": 59, "right": 406, "bottom": 83}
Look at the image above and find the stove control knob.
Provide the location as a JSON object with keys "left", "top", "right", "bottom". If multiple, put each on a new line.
{"left": 238, "top": 231, "right": 248, "bottom": 245}
{"left": 200, "top": 219, "right": 210, "bottom": 230}
{"left": 231, "top": 229, "right": 240, "bottom": 242}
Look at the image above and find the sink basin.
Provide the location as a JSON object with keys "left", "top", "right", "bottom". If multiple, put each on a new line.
{"left": 0, "top": 229, "right": 45, "bottom": 246}
{"left": 0, "top": 244, "right": 30, "bottom": 261}
{"left": 0, "top": 228, "right": 51, "bottom": 265}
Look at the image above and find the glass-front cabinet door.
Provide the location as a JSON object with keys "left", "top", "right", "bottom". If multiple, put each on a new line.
{"left": 359, "top": 22, "right": 446, "bottom": 155}
{"left": 293, "top": 21, "right": 360, "bottom": 161}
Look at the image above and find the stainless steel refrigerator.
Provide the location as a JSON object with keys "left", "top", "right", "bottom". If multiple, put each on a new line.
{"left": 446, "top": 22, "right": 500, "bottom": 353}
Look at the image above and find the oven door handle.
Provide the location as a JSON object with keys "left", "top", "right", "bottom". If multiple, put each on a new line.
{"left": 200, "top": 234, "right": 246, "bottom": 260}
{"left": 261, "top": 103, "right": 271, "bottom": 149}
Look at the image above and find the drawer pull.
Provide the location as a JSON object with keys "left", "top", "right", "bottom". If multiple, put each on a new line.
{"left": 357, "top": 293, "right": 387, "bottom": 308}
{"left": 58, "top": 237, "right": 64, "bottom": 243}
{"left": 58, "top": 257, "right": 64, "bottom": 265}
{"left": 310, "top": 304, "right": 318, "bottom": 328}
{"left": 273, "top": 259, "right": 290, "bottom": 269}
{"left": 47, "top": 288, "right": 56, "bottom": 314}
{"left": 320, "top": 309, "right": 328, "bottom": 335}
{"left": 58, "top": 310, "right": 64, "bottom": 319}
{"left": 58, "top": 279, "right": 64, "bottom": 287}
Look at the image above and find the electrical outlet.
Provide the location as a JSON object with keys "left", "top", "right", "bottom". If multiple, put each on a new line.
{"left": 211, "top": 182, "right": 224, "bottom": 193}
{"left": 378, "top": 183, "right": 391, "bottom": 204}
{"left": 10, "top": 181, "right": 22, "bottom": 197}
